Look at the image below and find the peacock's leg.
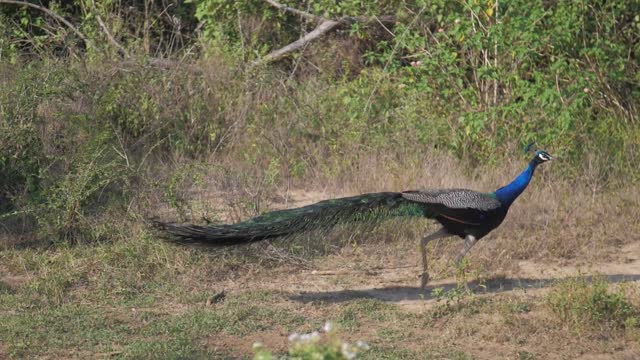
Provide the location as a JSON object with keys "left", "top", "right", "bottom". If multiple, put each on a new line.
{"left": 454, "top": 235, "right": 478, "bottom": 265}
{"left": 420, "top": 228, "right": 450, "bottom": 289}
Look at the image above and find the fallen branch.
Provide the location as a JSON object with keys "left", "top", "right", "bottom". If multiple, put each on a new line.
{"left": 249, "top": 0, "right": 395, "bottom": 68}
{"left": 250, "top": 19, "right": 341, "bottom": 68}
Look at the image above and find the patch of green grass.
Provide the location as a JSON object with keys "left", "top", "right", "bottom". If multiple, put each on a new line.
{"left": 517, "top": 350, "right": 537, "bottom": 360}
{"left": 429, "top": 350, "right": 473, "bottom": 360}
{"left": 0, "top": 290, "right": 307, "bottom": 358}
{"left": 509, "top": 301, "right": 533, "bottom": 314}
{"left": 0, "top": 231, "right": 223, "bottom": 306}
{"left": 119, "top": 338, "right": 217, "bottom": 360}
{"left": 0, "top": 304, "right": 134, "bottom": 358}
{"left": 143, "top": 292, "right": 308, "bottom": 339}
{"left": 428, "top": 295, "right": 491, "bottom": 322}
{"left": 218, "top": 290, "right": 309, "bottom": 335}
{"left": 0, "top": 228, "right": 313, "bottom": 358}
{"left": 337, "top": 307, "right": 360, "bottom": 330}
{"left": 335, "top": 299, "right": 399, "bottom": 330}
{"left": 350, "top": 299, "right": 398, "bottom": 321}
{"left": 0, "top": 281, "right": 14, "bottom": 295}
{"left": 546, "top": 276, "right": 639, "bottom": 333}
{"left": 224, "top": 304, "right": 307, "bottom": 336}
{"left": 363, "top": 344, "right": 418, "bottom": 359}
{"left": 375, "top": 327, "right": 413, "bottom": 343}
{"left": 144, "top": 309, "right": 226, "bottom": 338}
{"left": 364, "top": 345, "right": 472, "bottom": 360}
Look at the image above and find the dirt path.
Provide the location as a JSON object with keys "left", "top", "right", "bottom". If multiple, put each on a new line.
{"left": 232, "top": 241, "right": 640, "bottom": 312}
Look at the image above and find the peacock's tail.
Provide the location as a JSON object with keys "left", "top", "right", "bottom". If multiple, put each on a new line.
{"left": 152, "top": 192, "right": 432, "bottom": 245}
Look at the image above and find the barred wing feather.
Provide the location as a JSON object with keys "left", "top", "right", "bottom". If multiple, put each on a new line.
{"left": 401, "top": 189, "right": 501, "bottom": 225}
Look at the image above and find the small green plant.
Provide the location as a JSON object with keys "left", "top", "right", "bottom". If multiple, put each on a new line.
{"left": 253, "top": 322, "right": 369, "bottom": 360}
{"left": 546, "top": 276, "right": 639, "bottom": 333}
{"left": 431, "top": 257, "right": 487, "bottom": 304}
{"left": 431, "top": 284, "right": 468, "bottom": 306}
{"left": 517, "top": 351, "right": 536, "bottom": 360}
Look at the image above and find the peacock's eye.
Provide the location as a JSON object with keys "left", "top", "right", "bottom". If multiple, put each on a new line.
{"left": 538, "top": 152, "right": 550, "bottom": 161}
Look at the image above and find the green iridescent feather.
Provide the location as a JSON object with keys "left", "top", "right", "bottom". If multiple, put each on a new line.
{"left": 153, "top": 192, "right": 434, "bottom": 245}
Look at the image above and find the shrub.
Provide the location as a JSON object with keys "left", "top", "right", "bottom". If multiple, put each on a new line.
{"left": 0, "top": 63, "right": 133, "bottom": 243}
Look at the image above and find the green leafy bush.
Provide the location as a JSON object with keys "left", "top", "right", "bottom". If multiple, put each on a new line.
{"left": 190, "top": 0, "right": 639, "bottom": 176}
{"left": 0, "top": 63, "right": 69, "bottom": 210}
{"left": 35, "top": 134, "right": 131, "bottom": 242}
{"left": 0, "top": 63, "right": 133, "bottom": 242}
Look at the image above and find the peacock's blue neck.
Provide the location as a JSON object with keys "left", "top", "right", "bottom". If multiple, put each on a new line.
{"left": 494, "top": 160, "right": 538, "bottom": 207}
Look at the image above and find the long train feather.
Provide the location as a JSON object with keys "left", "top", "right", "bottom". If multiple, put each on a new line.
{"left": 152, "top": 192, "right": 433, "bottom": 245}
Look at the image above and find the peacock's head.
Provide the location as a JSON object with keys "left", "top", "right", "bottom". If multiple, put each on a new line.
{"left": 533, "top": 150, "right": 553, "bottom": 165}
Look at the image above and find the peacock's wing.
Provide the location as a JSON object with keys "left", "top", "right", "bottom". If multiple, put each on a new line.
{"left": 401, "top": 189, "right": 501, "bottom": 225}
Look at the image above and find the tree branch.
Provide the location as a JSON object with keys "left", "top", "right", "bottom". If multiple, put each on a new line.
{"left": 249, "top": 19, "right": 341, "bottom": 69}
{"left": 252, "top": 0, "right": 396, "bottom": 68}
{"left": 249, "top": 0, "right": 396, "bottom": 69}
{"left": 0, "top": 0, "right": 92, "bottom": 47}
{"left": 338, "top": 15, "right": 396, "bottom": 25}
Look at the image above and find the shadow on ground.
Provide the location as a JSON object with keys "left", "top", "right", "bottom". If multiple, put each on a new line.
{"left": 289, "top": 274, "right": 640, "bottom": 304}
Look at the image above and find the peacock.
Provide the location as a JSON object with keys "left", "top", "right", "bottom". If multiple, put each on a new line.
{"left": 154, "top": 150, "right": 553, "bottom": 288}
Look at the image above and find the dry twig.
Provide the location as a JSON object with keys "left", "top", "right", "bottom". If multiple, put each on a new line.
{"left": 91, "top": 0, "right": 130, "bottom": 57}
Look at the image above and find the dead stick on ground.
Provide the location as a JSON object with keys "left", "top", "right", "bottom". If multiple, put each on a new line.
{"left": 311, "top": 265, "right": 415, "bottom": 276}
